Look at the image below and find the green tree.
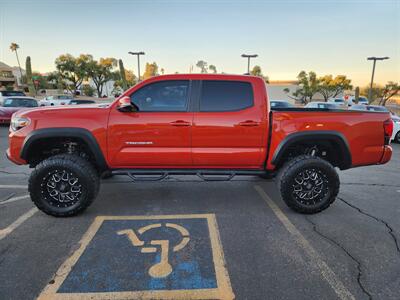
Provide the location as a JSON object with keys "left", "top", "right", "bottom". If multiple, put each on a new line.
{"left": 10, "top": 42, "right": 23, "bottom": 84}
{"left": 142, "top": 62, "right": 159, "bottom": 80}
{"left": 114, "top": 69, "right": 137, "bottom": 90}
{"left": 47, "top": 71, "right": 65, "bottom": 91}
{"left": 87, "top": 57, "right": 118, "bottom": 97}
{"left": 250, "top": 65, "right": 269, "bottom": 83}
{"left": 285, "top": 71, "right": 319, "bottom": 104}
{"left": 209, "top": 65, "right": 217, "bottom": 73}
{"left": 55, "top": 54, "right": 92, "bottom": 93}
{"left": 31, "top": 72, "right": 48, "bottom": 90}
{"left": 196, "top": 60, "right": 208, "bottom": 73}
{"left": 363, "top": 82, "right": 400, "bottom": 106}
{"left": 318, "top": 75, "right": 352, "bottom": 101}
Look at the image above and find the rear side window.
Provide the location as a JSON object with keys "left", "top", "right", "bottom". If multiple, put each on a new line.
{"left": 130, "top": 80, "right": 189, "bottom": 112}
{"left": 200, "top": 81, "right": 254, "bottom": 112}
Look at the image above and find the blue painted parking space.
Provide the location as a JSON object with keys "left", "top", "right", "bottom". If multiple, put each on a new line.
{"left": 38, "top": 214, "right": 234, "bottom": 300}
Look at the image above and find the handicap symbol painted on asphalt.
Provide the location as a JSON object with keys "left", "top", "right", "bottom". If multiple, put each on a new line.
{"left": 37, "top": 214, "right": 234, "bottom": 300}
{"left": 117, "top": 223, "right": 190, "bottom": 278}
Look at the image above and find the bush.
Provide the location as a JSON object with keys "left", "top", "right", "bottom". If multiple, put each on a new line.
{"left": 82, "top": 84, "right": 95, "bottom": 97}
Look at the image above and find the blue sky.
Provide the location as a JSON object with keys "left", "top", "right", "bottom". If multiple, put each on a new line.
{"left": 1, "top": 0, "right": 399, "bottom": 86}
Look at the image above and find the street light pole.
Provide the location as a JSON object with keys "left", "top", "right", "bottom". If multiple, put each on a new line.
{"left": 128, "top": 51, "right": 145, "bottom": 82}
{"left": 367, "top": 56, "right": 389, "bottom": 102}
{"left": 241, "top": 54, "right": 258, "bottom": 74}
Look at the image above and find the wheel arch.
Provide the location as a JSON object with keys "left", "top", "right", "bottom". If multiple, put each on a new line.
{"left": 21, "top": 128, "right": 108, "bottom": 171}
{"left": 271, "top": 131, "right": 352, "bottom": 170}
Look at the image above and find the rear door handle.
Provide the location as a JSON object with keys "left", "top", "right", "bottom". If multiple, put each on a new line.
{"left": 170, "top": 120, "right": 191, "bottom": 126}
{"left": 238, "top": 120, "right": 259, "bottom": 127}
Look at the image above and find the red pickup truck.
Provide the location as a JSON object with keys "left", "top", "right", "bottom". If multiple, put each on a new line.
{"left": 7, "top": 74, "right": 393, "bottom": 217}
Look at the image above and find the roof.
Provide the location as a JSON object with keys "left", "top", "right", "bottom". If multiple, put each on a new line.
{"left": 0, "top": 62, "right": 13, "bottom": 71}
{"left": 146, "top": 73, "right": 261, "bottom": 81}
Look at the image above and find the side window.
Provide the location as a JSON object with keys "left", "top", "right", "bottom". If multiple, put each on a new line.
{"left": 130, "top": 80, "right": 190, "bottom": 112}
{"left": 200, "top": 80, "right": 254, "bottom": 112}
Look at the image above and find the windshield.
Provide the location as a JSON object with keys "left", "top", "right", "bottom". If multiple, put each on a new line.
{"left": 3, "top": 98, "right": 38, "bottom": 107}
{"left": 1, "top": 91, "right": 25, "bottom": 97}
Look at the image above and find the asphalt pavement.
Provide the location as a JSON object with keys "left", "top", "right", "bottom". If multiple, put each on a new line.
{"left": 0, "top": 125, "right": 399, "bottom": 300}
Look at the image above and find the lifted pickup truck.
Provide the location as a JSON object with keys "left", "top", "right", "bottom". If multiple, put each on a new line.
{"left": 7, "top": 74, "right": 394, "bottom": 217}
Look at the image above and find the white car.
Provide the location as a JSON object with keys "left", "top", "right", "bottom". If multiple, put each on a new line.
{"left": 328, "top": 98, "right": 346, "bottom": 106}
{"left": 346, "top": 96, "right": 369, "bottom": 106}
{"left": 39, "top": 94, "right": 73, "bottom": 106}
{"left": 391, "top": 115, "right": 400, "bottom": 143}
{"left": 0, "top": 90, "right": 26, "bottom": 105}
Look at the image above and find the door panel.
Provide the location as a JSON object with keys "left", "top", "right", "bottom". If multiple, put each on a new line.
{"left": 108, "top": 112, "right": 193, "bottom": 167}
{"left": 192, "top": 80, "right": 265, "bottom": 167}
{"left": 107, "top": 80, "right": 193, "bottom": 167}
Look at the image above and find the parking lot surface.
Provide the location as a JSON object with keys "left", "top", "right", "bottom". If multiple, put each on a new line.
{"left": 0, "top": 125, "right": 399, "bottom": 300}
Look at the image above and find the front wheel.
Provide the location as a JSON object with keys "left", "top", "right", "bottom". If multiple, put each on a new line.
{"left": 277, "top": 155, "right": 339, "bottom": 214}
{"left": 29, "top": 154, "right": 100, "bottom": 217}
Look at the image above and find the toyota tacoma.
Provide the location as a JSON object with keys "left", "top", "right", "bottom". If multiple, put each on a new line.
{"left": 7, "top": 74, "right": 394, "bottom": 217}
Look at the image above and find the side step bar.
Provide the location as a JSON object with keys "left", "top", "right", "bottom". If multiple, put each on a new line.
{"left": 111, "top": 169, "right": 270, "bottom": 182}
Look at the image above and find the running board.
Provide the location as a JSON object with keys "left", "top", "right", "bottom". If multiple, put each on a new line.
{"left": 111, "top": 169, "right": 269, "bottom": 182}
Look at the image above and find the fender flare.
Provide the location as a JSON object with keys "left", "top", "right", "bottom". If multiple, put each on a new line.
{"left": 271, "top": 130, "right": 352, "bottom": 170}
{"left": 20, "top": 128, "right": 108, "bottom": 171}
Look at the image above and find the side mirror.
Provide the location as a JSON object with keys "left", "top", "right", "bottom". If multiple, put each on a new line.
{"left": 117, "top": 96, "right": 138, "bottom": 112}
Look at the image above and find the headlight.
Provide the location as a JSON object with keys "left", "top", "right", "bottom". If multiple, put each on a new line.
{"left": 393, "top": 119, "right": 400, "bottom": 124}
{"left": 11, "top": 117, "right": 30, "bottom": 131}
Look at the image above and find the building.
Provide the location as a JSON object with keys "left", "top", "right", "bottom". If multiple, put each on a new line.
{"left": 0, "top": 62, "right": 17, "bottom": 89}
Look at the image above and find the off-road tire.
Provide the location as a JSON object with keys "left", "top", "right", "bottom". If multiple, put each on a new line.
{"left": 29, "top": 154, "right": 100, "bottom": 217}
{"left": 277, "top": 155, "right": 339, "bottom": 214}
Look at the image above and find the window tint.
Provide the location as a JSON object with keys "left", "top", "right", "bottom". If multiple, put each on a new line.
{"left": 3, "top": 98, "right": 38, "bottom": 107}
{"left": 130, "top": 80, "right": 189, "bottom": 112}
{"left": 1, "top": 91, "right": 25, "bottom": 97}
{"left": 200, "top": 81, "right": 253, "bottom": 112}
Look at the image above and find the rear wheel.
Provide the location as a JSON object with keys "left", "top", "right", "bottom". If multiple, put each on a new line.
{"left": 29, "top": 154, "right": 99, "bottom": 217}
{"left": 277, "top": 155, "right": 339, "bottom": 214}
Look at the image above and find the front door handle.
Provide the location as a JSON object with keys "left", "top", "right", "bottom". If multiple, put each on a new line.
{"left": 170, "top": 120, "right": 191, "bottom": 126}
{"left": 238, "top": 120, "right": 259, "bottom": 127}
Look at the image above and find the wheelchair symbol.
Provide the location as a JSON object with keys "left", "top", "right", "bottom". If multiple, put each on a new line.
{"left": 117, "top": 223, "right": 190, "bottom": 278}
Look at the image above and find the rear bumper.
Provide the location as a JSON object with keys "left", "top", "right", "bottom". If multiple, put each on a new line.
{"left": 379, "top": 145, "right": 392, "bottom": 164}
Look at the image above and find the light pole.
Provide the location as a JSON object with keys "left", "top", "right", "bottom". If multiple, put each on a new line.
{"left": 241, "top": 54, "right": 258, "bottom": 74}
{"left": 367, "top": 56, "right": 389, "bottom": 102}
{"left": 128, "top": 51, "right": 145, "bottom": 82}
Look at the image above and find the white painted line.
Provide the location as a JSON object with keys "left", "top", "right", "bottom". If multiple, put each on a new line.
{"left": 0, "top": 207, "right": 38, "bottom": 241}
{"left": 0, "top": 194, "right": 30, "bottom": 205}
{"left": 254, "top": 185, "right": 355, "bottom": 300}
{"left": 0, "top": 185, "right": 28, "bottom": 189}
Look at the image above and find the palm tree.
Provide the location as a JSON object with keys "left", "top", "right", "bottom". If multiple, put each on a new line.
{"left": 10, "top": 43, "right": 23, "bottom": 84}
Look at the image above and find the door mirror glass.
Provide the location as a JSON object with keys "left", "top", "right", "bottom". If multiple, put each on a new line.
{"left": 117, "top": 96, "right": 138, "bottom": 112}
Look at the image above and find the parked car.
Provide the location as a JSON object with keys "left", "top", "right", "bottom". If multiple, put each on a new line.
{"left": 0, "top": 90, "right": 26, "bottom": 105}
{"left": 0, "top": 96, "right": 38, "bottom": 124}
{"left": 328, "top": 98, "right": 346, "bottom": 106}
{"left": 304, "top": 102, "right": 342, "bottom": 109}
{"left": 346, "top": 96, "right": 369, "bottom": 106}
{"left": 391, "top": 115, "right": 400, "bottom": 143}
{"left": 67, "top": 99, "right": 96, "bottom": 105}
{"left": 350, "top": 105, "right": 389, "bottom": 112}
{"left": 7, "top": 74, "right": 393, "bottom": 217}
{"left": 270, "top": 100, "right": 294, "bottom": 109}
{"left": 39, "top": 94, "right": 73, "bottom": 106}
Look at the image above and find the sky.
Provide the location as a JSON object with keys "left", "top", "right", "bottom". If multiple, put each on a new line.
{"left": 0, "top": 0, "right": 399, "bottom": 87}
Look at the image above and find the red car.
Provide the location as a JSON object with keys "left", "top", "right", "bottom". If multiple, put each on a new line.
{"left": 0, "top": 96, "right": 38, "bottom": 124}
{"left": 7, "top": 74, "right": 393, "bottom": 217}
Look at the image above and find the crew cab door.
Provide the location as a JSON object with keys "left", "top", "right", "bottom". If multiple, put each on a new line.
{"left": 192, "top": 79, "right": 266, "bottom": 168}
{"left": 107, "top": 80, "right": 193, "bottom": 167}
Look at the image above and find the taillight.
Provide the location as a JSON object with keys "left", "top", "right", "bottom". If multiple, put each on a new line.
{"left": 383, "top": 119, "right": 394, "bottom": 145}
